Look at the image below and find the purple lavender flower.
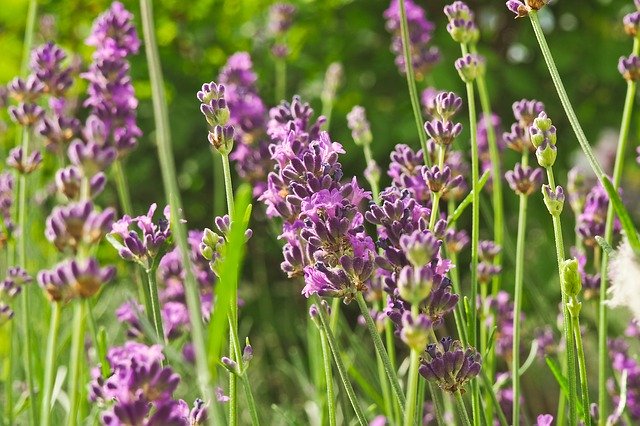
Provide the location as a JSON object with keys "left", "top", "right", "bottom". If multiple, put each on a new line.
{"left": 505, "top": 163, "right": 543, "bottom": 196}
{"left": 0, "top": 267, "right": 32, "bottom": 298}
{"left": 0, "top": 303, "right": 14, "bottom": 325}
{"left": 400, "top": 311, "right": 432, "bottom": 351}
{"left": 624, "top": 10, "right": 640, "bottom": 38}
{"left": 37, "top": 257, "right": 115, "bottom": 302}
{"left": 619, "top": 54, "right": 640, "bottom": 81}
{"left": 7, "top": 75, "right": 44, "bottom": 103}
{"left": 477, "top": 113, "right": 504, "bottom": 176}
{"left": 82, "top": 1, "right": 141, "bottom": 156}
{"left": 45, "top": 201, "right": 114, "bottom": 252}
{"left": 387, "top": 144, "right": 430, "bottom": 204}
{"left": 8, "top": 103, "right": 45, "bottom": 127}
{"left": 30, "top": 42, "right": 73, "bottom": 97}
{"left": 504, "top": 99, "right": 545, "bottom": 154}
{"left": 109, "top": 204, "right": 172, "bottom": 266}
{"left": 6, "top": 147, "right": 42, "bottom": 174}
{"left": 38, "top": 114, "right": 80, "bottom": 153}
{"left": 455, "top": 54, "right": 485, "bottom": 83}
{"left": 608, "top": 336, "right": 640, "bottom": 420}
{"left": 384, "top": 0, "right": 440, "bottom": 79}
{"left": 419, "top": 337, "right": 481, "bottom": 393}
{"left": 55, "top": 166, "right": 106, "bottom": 200}
{"left": 68, "top": 139, "right": 116, "bottom": 177}
{"left": 486, "top": 291, "right": 519, "bottom": 357}
{"left": 577, "top": 184, "right": 620, "bottom": 247}
{"left": 444, "top": 1, "right": 479, "bottom": 45}
{"left": 268, "top": 3, "right": 296, "bottom": 35}
{"left": 0, "top": 172, "right": 14, "bottom": 238}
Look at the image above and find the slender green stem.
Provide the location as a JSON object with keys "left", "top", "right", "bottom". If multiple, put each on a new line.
{"left": 372, "top": 301, "right": 394, "bottom": 420}
{"left": 4, "top": 321, "right": 14, "bottom": 426}
{"left": 139, "top": 0, "right": 212, "bottom": 406}
{"left": 511, "top": 191, "right": 529, "bottom": 425}
{"left": 447, "top": 170, "right": 490, "bottom": 225}
{"left": 275, "top": 58, "right": 286, "bottom": 103}
{"left": 479, "top": 369, "right": 509, "bottom": 426}
{"left": 571, "top": 303, "right": 592, "bottom": 426}
{"left": 545, "top": 167, "right": 578, "bottom": 425}
{"left": 67, "top": 301, "right": 86, "bottom": 426}
{"left": 355, "top": 292, "right": 406, "bottom": 410}
{"left": 397, "top": 0, "right": 429, "bottom": 162}
{"left": 145, "top": 266, "right": 165, "bottom": 343}
{"left": 112, "top": 159, "right": 133, "bottom": 215}
{"left": 213, "top": 151, "right": 225, "bottom": 216}
{"left": 313, "top": 296, "right": 367, "bottom": 425}
{"left": 427, "top": 382, "right": 445, "bottom": 426}
{"left": 598, "top": 37, "right": 640, "bottom": 425}
{"left": 220, "top": 154, "right": 235, "bottom": 218}
{"left": 20, "top": 0, "right": 38, "bottom": 74}
{"left": 17, "top": 127, "right": 37, "bottom": 426}
{"left": 384, "top": 318, "right": 401, "bottom": 423}
{"left": 319, "top": 329, "right": 337, "bottom": 426}
{"left": 329, "top": 297, "right": 341, "bottom": 332}
{"left": 85, "top": 299, "right": 109, "bottom": 377}
{"left": 239, "top": 371, "right": 260, "bottom": 426}
{"left": 41, "top": 303, "right": 61, "bottom": 426}
{"left": 404, "top": 348, "right": 421, "bottom": 426}
{"left": 454, "top": 390, "right": 472, "bottom": 426}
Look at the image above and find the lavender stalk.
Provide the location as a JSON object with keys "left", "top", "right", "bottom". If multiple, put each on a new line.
{"left": 40, "top": 302, "right": 61, "bottom": 426}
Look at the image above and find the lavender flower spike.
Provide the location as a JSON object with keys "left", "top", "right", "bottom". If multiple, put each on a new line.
{"left": 38, "top": 257, "right": 115, "bottom": 302}
{"left": 505, "top": 163, "right": 544, "bottom": 196}
{"left": 6, "top": 147, "right": 42, "bottom": 175}
{"left": 419, "top": 337, "right": 482, "bottom": 393}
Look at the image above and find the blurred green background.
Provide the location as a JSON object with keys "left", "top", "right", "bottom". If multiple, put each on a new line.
{"left": 1, "top": 0, "right": 639, "bottom": 423}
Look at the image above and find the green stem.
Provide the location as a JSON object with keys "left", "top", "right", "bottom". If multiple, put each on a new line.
{"left": 17, "top": 127, "right": 37, "bottom": 426}
{"left": 454, "top": 390, "right": 472, "bottom": 426}
{"left": 313, "top": 296, "right": 367, "bottom": 425}
{"left": 397, "top": 0, "right": 429, "bottom": 161}
{"left": 112, "top": 159, "right": 133, "bottom": 215}
{"left": 4, "top": 321, "right": 14, "bottom": 426}
{"left": 145, "top": 266, "right": 165, "bottom": 344}
{"left": 428, "top": 382, "right": 445, "bottom": 426}
{"left": 41, "top": 303, "right": 61, "bottom": 426}
{"left": 446, "top": 170, "right": 490, "bottom": 225}
{"left": 404, "top": 348, "right": 421, "bottom": 426}
{"left": 139, "top": 0, "right": 212, "bottom": 405}
{"left": 384, "top": 318, "right": 401, "bottom": 423}
{"left": 85, "top": 299, "right": 109, "bottom": 377}
{"left": 220, "top": 153, "right": 235, "bottom": 218}
{"left": 511, "top": 191, "right": 529, "bottom": 425}
{"left": 355, "top": 292, "right": 406, "bottom": 411}
{"left": 20, "top": 0, "right": 38, "bottom": 74}
{"left": 529, "top": 11, "right": 640, "bottom": 250}
{"left": 239, "top": 371, "right": 260, "bottom": 426}
{"left": 319, "top": 329, "right": 337, "bottom": 426}
{"left": 213, "top": 151, "right": 225, "bottom": 216}
{"left": 67, "top": 301, "right": 86, "bottom": 426}
{"left": 597, "top": 37, "right": 640, "bottom": 426}
{"left": 329, "top": 297, "right": 341, "bottom": 332}
{"left": 275, "top": 58, "right": 286, "bottom": 103}
{"left": 372, "top": 301, "right": 394, "bottom": 420}
{"left": 546, "top": 167, "right": 578, "bottom": 425}
{"left": 362, "top": 143, "right": 380, "bottom": 202}
{"left": 571, "top": 304, "right": 592, "bottom": 426}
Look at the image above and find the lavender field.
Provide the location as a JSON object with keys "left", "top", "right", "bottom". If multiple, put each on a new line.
{"left": 1, "top": 0, "right": 640, "bottom": 424}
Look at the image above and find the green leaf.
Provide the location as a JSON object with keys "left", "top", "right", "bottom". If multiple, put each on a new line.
{"left": 207, "top": 184, "right": 252, "bottom": 377}
{"left": 544, "top": 356, "right": 585, "bottom": 417}
{"left": 601, "top": 176, "right": 640, "bottom": 254}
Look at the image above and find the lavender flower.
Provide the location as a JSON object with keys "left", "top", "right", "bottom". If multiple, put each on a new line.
{"left": 576, "top": 183, "right": 619, "bottom": 247}
{"left": 8, "top": 103, "right": 45, "bottom": 127}
{"left": 30, "top": 42, "right": 73, "bottom": 97}
{"left": 45, "top": 201, "right": 114, "bottom": 252}
{"left": 444, "top": 1, "right": 479, "bottom": 44}
{"left": 506, "top": 0, "right": 547, "bottom": 18}
{"left": 0, "top": 172, "right": 14, "bottom": 241}
{"left": 0, "top": 303, "right": 14, "bottom": 325}
{"left": 624, "top": 9, "right": 640, "bottom": 38}
{"left": 455, "top": 54, "right": 485, "bottom": 83}
{"left": 7, "top": 75, "right": 44, "bottom": 103}
{"left": 619, "top": 54, "right": 640, "bottom": 81}
{"left": 55, "top": 166, "right": 106, "bottom": 200}
{"left": 200, "top": 215, "right": 253, "bottom": 277}
{"left": 384, "top": 0, "right": 440, "bottom": 79}
{"left": 321, "top": 62, "right": 344, "bottom": 106}
{"left": 419, "top": 337, "right": 481, "bottom": 393}
{"left": 37, "top": 257, "right": 115, "bottom": 302}
{"left": 0, "top": 267, "right": 32, "bottom": 298}
{"left": 109, "top": 204, "right": 172, "bottom": 266}
{"left": 6, "top": 147, "right": 42, "bottom": 174}
{"left": 68, "top": 139, "right": 116, "bottom": 177}
{"left": 504, "top": 99, "right": 545, "bottom": 154}
{"left": 38, "top": 114, "right": 80, "bottom": 153}
{"left": 505, "top": 163, "right": 543, "bottom": 196}
{"left": 347, "top": 106, "right": 372, "bottom": 146}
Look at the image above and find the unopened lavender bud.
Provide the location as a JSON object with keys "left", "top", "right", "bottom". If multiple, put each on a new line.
{"left": 434, "top": 91, "right": 462, "bottom": 121}
{"left": 365, "top": 160, "right": 380, "bottom": 184}
{"left": 221, "top": 356, "right": 238, "bottom": 373}
{"left": 561, "top": 258, "right": 582, "bottom": 297}
{"left": 446, "top": 18, "right": 479, "bottom": 45}
{"left": 505, "top": 163, "right": 543, "bottom": 196}
{"left": 202, "top": 228, "right": 218, "bottom": 246}
{"left": 529, "top": 111, "right": 556, "bottom": 149}
{"left": 506, "top": 0, "right": 528, "bottom": 18}
{"left": 619, "top": 55, "right": 640, "bottom": 81}
{"left": 347, "top": 106, "right": 372, "bottom": 146}
{"left": 424, "top": 119, "right": 463, "bottom": 146}
{"left": 543, "top": 185, "right": 565, "bottom": 216}
{"left": 400, "top": 311, "right": 432, "bottom": 351}
{"left": 536, "top": 142, "right": 557, "bottom": 168}
{"left": 623, "top": 11, "right": 640, "bottom": 38}
{"left": 455, "top": 54, "right": 485, "bottom": 83}
{"left": 200, "top": 244, "right": 214, "bottom": 261}
{"left": 399, "top": 230, "right": 442, "bottom": 267}
{"left": 209, "top": 125, "right": 235, "bottom": 155}
{"left": 321, "top": 62, "right": 343, "bottom": 104}
{"left": 243, "top": 342, "right": 253, "bottom": 364}
{"left": 398, "top": 266, "right": 434, "bottom": 306}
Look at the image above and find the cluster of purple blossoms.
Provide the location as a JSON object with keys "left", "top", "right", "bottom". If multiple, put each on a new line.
{"left": 576, "top": 183, "right": 620, "bottom": 248}
{"left": 90, "top": 342, "right": 207, "bottom": 425}
{"left": 384, "top": 0, "right": 440, "bottom": 80}
{"left": 0, "top": 267, "right": 32, "bottom": 324}
{"left": 444, "top": 1, "right": 480, "bottom": 46}
{"left": 419, "top": 337, "right": 481, "bottom": 393}
{"left": 38, "top": 258, "right": 115, "bottom": 302}
{"left": 477, "top": 240, "right": 502, "bottom": 284}
{"left": 268, "top": 3, "right": 296, "bottom": 58}
{"left": 217, "top": 53, "right": 272, "bottom": 196}
{"left": 200, "top": 214, "right": 253, "bottom": 277}
{"left": 506, "top": 0, "right": 547, "bottom": 19}
{"left": 259, "top": 96, "right": 374, "bottom": 302}
{"left": 620, "top": 1, "right": 640, "bottom": 82}
{"left": 82, "top": 1, "right": 141, "bottom": 156}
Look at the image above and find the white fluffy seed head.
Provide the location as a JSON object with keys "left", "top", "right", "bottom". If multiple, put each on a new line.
{"left": 607, "top": 237, "right": 640, "bottom": 320}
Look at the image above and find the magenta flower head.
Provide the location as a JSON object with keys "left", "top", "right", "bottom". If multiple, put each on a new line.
{"left": 38, "top": 115, "right": 80, "bottom": 153}
{"left": 38, "top": 257, "right": 115, "bottom": 302}
{"left": 619, "top": 54, "right": 640, "bottom": 81}
{"left": 8, "top": 103, "right": 45, "bottom": 127}
{"left": 86, "top": 1, "right": 140, "bottom": 57}
{"left": 30, "top": 42, "right": 73, "bottom": 96}
{"left": 434, "top": 91, "right": 463, "bottom": 121}
{"left": 423, "top": 164, "right": 464, "bottom": 195}
{"left": 68, "top": 139, "right": 116, "bottom": 177}
{"left": 7, "top": 75, "right": 44, "bottom": 103}
{"left": 577, "top": 184, "right": 620, "bottom": 247}
{"left": 505, "top": 163, "right": 544, "bottom": 196}
{"left": 109, "top": 204, "right": 172, "bottom": 267}
{"left": 444, "top": 2, "right": 479, "bottom": 44}
{"left": 6, "top": 147, "right": 42, "bottom": 175}
{"left": 419, "top": 337, "right": 481, "bottom": 393}
{"left": 424, "top": 119, "right": 463, "bottom": 146}
{"left": 268, "top": 3, "right": 297, "bottom": 36}
{"left": 1, "top": 267, "right": 33, "bottom": 298}
{"left": 45, "top": 201, "right": 115, "bottom": 253}
{"left": 455, "top": 54, "right": 485, "bottom": 83}
{"left": 55, "top": 166, "right": 106, "bottom": 200}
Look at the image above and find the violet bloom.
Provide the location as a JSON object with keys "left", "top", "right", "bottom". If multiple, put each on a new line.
{"left": 486, "top": 291, "right": 520, "bottom": 357}
{"left": 200, "top": 215, "right": 253, "bottom": 277}
{"left": 0, "top": 304, "right": 13, "bottom": 325}
{"left": 68, "top": 139, "right": 116, "bottom": 177}
{"left": 82, "top": 1, "right": 141, "bottom": 156}
{"left": 388, "top": 144, "right": 430, "bottom": 205}
{"left": 0, "top": 172, "right": 14, "bottom": 236}
{"left": 505, "top": 163, "right": 543, "bottom": 196}
{"left": 576, "top": 183, "right": 619, "bottom": 247}
{"left": 8, "top": 102, "right": 45, "bottom": 127}
{"left": 444, "top": 1, "right": 480, "bottom": 45}
{"left": 38, "top": 114, "right": 80, "bottom": 153}
{"left": 37, "top": 257, "right": 115, "bottom": 302}
{"left": 109, "top": 204, "right": 172, "bottom": 267}
{"left": 30, "top": 42, "right": 73, "bottom": 97}
{"left": 476, "top": 113, "right": 504, "bottom": 180}
{"left": 0, "top": 267, "right": 33, "bottom": 298}
{"left": 55, "top": 166, "right": 106, "bottom": 200}
{"left": 608, "top": 336, "right": 640, "bottom": 420}
{"left": 419, "top": 337, "right": 481, "bottom": 393}
{"left": 7, "top": 75, "right": 44, "bottom": 103}
{"left": 619, "top": 54, "right": 640, "bottom": 81}
{"left": 45, "top": 201, "right": 115, "bottom": 253}
{"left": 455, "top": 53, "right": 485, "bottom": 83}
{"left": 6, "top": 147, "right": 42, "bottom": 175}
{"left": 384, "top": 0, "right": 440, "bottom": 79}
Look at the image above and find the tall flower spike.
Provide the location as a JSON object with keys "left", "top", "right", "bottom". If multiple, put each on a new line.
{"left": 30, "top": 42, "right": 73, "bottom": 97}
{"left": 419, "top": 337, "right": 482, "bottom": 393}
{"left": 38, "top": 258, "right": 115, "bottom": 302}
